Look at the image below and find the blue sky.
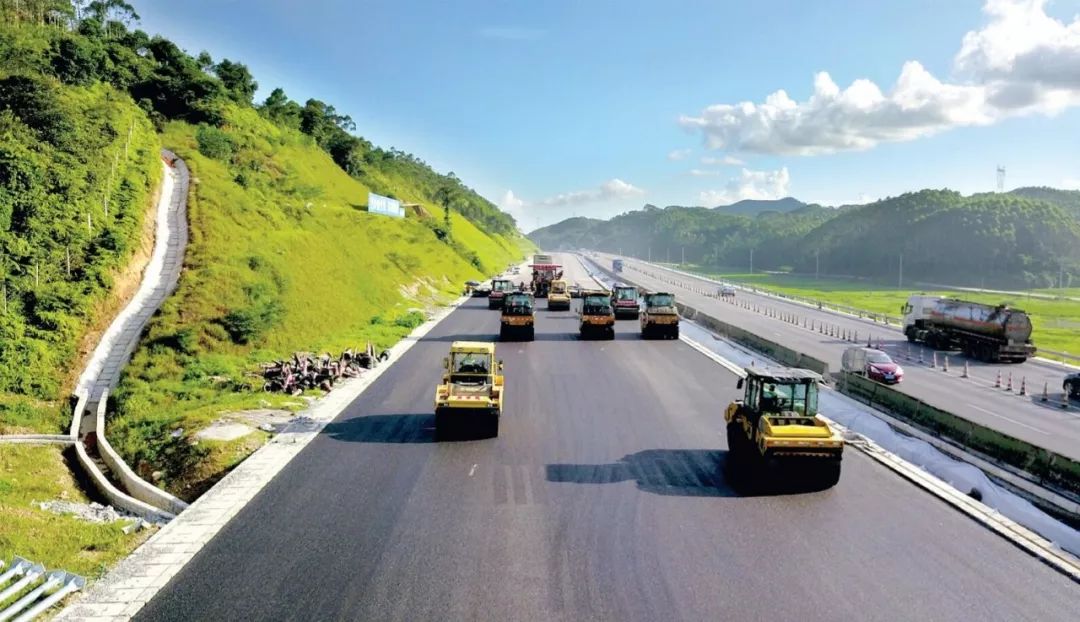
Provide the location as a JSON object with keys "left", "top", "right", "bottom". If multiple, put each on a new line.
{"left": 131, "top": 0, "right": 1080, "bottom": 230}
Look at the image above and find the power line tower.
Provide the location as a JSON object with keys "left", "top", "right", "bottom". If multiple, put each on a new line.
{"left": 996, "top": 165, "right": 1006, "bottom": 193}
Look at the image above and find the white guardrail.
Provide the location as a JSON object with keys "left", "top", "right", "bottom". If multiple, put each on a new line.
{"left": 634, "top": 259, "right": 1080, "bottom": 368}
{"left": 0, "top": 557, "right": 84, "bottom": 622}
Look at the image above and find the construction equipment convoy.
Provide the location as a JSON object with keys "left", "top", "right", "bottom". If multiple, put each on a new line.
{"left": 500, "top": 292, "right": 535, "bottom": 341}
{"left": 640, "top": 292, "right": 679, "bottom": 339}
{"left": 488, "top": 279, "right": 515, "bottom": 309}
{"left": 547, "top": 279, "right": 572, "bottom": 311}
{"left": 725, "top": 367, "right": 843, "bottom": 490}
{"left": 901, "top": 295, "right": 1036, "bottom": 362}
{"left": 530, "top": 253, "right": 563, "bottom": 298}
{"left": 579, "top": 290, "right": 615, "bottom": 340}
{"left": 434, "top": 342, "right": 504, "bottom": 439}
{"left": 611, "top": 284, "right": 640, "bottom": 319}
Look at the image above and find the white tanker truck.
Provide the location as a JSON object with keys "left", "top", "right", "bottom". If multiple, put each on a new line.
{"left": 901, "top": 295, "right": 1036, "bottom": 363}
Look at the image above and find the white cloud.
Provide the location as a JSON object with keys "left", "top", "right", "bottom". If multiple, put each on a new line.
{"left": 689, "top": 168, "right": 721, "bottom": 177}
{"left": 1063, "top": 178, "right": 1080, "bottom": 189}
{"left": 668, "top": 148, "right": 692, "bottom": 161}
{"left": 700, "top": 155, "right": 746, "bottom": 166}
{"left": 499, "top": 189, "right": 526, "bottom": 217}
{"left": 699, "top": 167, "right": 790, "bottom": 206}
{"left": 538, "top": 178, "right": 645, "bottom": 207}
{"left": 679, "top": 1, "right": 1080, "bottom": 156}
{"left": 501, "top": 179, "right": 647, "bottom": 219}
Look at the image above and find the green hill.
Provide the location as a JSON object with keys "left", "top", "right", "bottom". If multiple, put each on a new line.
{"left": 530, "top": 190, "right": 1080, "bottom": 288}
{"left": 0, "top": 2, "right": 530, "bottom": 567}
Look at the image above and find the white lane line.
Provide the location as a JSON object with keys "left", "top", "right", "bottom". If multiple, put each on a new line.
{"left": 966, "top": 403, "right": 1049, "bottom": 434}
{"left": 469, "top": 464, "right": 478, "bottom": 477}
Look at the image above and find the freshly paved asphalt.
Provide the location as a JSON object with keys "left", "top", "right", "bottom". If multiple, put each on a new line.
{"left": 595, "top": 252, "right": 1080, "bottom": 461}
{"left": 136, "top": 258, "right": 1080, "bottom": 621}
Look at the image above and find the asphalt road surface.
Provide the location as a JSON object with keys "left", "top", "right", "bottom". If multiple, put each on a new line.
{"left": 593, "top": 252, "right": 1080, "bottom": 461}
{"left": 136, "top": 266, "right": 1080, "bottom": 621}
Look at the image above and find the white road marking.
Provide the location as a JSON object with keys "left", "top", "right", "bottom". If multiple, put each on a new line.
{"left": 966, "top": 404, "right": 1049, "bottom": 434}
{"left": 469, "top": 464, "right": 478, "bottom": 477}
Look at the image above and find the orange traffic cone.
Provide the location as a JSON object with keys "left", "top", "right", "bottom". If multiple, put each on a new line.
{"left": 962, "top": 361, "right": 969, "bottom": 378}
{"left": 1042, "top": 382, "right": 1049, "bottom": 402}
{"left": 1006, "top": 372, "right": 1013, "bottom": 392}
{"left": 995, "top": 370, "right": 1001, "bottom": 388}
{"left": 1019, "top": 376, "right": 1027, "bottom": 396}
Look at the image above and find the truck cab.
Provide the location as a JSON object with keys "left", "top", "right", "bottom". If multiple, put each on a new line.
{"left": 500, "top": 292, "right": 535, "bottom": 341}
{"left": 640, "top": 292, "right": 679, "bottom": 339}
{"left": 547, "top": 279, "right": 572, "bottom": 311}
{"left": 901, "top": 294, "right": 939, "bottom": 334}
{"left": 434, "top": 342, "right": 504, "bottom": 439}
{"left": 611, "top": 284, "right": 640, "bottom": 319}
{"left": 488, "top": 279, "right": 515, "bottom": 309}
{"left": 579, "top": 290, "right": 615, "bottom": 340}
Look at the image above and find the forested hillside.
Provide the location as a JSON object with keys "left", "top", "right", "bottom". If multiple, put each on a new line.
{"left": 0, "top": 1, "right": 528, "bottom": 445}
{"left": 530, "top": 190, "right": 1080, "bottom": 288}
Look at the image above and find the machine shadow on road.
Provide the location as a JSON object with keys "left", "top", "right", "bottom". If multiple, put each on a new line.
{"left": 322, "top": 414, "right": 435, "bottom": 443}
{"left": 546, "top": 449, "right": 739, "bottom": 498}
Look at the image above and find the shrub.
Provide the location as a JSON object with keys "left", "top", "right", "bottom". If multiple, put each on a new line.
{"left": 195, "top": 123, "right": 233, "bottom": 160}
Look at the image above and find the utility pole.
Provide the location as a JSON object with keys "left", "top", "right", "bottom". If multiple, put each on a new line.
{"left": 1061, "top": 261, "right": 1065, "bottom": 289}
{"left": 815, "top": 250, "right": 819, "bottom": 280}
{"left": 681, "top": 247, "right": 685, "bottom": 265}
{"left": 648, "top": 247, "right": 651, "bottom": 262}
{"left": 898, "top": 253, "right": 903, "bottom": 289}
{"left": 750, "top": 248, "right": 754, "bottom": 274}
{"left": 667, "top": 247, "right": 670, "bottom": 263}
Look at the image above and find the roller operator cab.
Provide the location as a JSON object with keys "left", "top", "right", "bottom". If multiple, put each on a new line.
{"left": 724, "top": 368, "right": 843, "bottom": 491}
{"left": 547, "top": 279, "right": 572, "bottom": 311}
{"left": 434, "top": 342, "right": 504, "bottom": 439}
{"left": 640, "top": 292, "right": 679, "bottom": 339}
{"left": 500, "top": 292, "right": 535, "bottom": 341}
{"left": 488, "top": 279, "right": 515, "bottom": 309}
{"left": 579, "top": 290, "right": 615, "bottom": 340}
{"left": 611, "top": 285, "right": 640, "bottom": 319}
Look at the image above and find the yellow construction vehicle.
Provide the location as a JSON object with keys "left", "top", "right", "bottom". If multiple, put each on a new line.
{"left": 547, "top": 279, "right": 572, "bottom": 311}
{"left": 500, "top": 292, "right": 535, "bottom": 341}
{"left": 640, "top": 292, "right": 679, "bottom": 339}
{"left": 579, "top": 290, "right": 615, "bottom": 340}
{"left": 434, "top": 342, "right": 504, "bottom": 439}
{"left": 724, "top": 367, "right": 842, "bottom": 490}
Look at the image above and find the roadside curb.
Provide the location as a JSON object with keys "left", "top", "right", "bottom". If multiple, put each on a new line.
{"left": 54, "top": 294, "right": 472, "bottom": 621}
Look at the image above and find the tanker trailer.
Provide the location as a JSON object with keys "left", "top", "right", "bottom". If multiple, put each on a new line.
{"left": 901, "top": 295, "right": 1036, "bottom": 362}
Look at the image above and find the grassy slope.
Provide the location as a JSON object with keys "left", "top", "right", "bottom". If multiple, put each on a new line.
{"left": 108, "top": 107, "right": 529, "bottom": 499}
{"left": 0, "top": 445, "right": 151, "bottom": 579}
{"left": 686, "top": 266, "right": 1080, "bottom": 355}
{"left": 0, "top": 84, "right": 160, "bottom": 434}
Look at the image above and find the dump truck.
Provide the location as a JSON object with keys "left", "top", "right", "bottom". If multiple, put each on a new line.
{"left": 530, "top": 262, "right": 563, "bottom": 298}
{"left": 640, "top": 292, "right": 679, "bottom": 339}
{"left": 500, "top": 292, "right": 535, "bottom": 341}
{"left": 488, "top": 279, "right": 515, "bottom": 309}
{"left": 579, "top": 290, "right": 615, "bottom": 340}
{"left": 902, "top": 295, "right": 1036, "bottom": 362}
{"left": 725, "top": 367, "right": 843, "bottom": 490}
{"left": 547, "top": 279, "right": 572, "bottom": 311}
{"left": 434, "top": 341, "right": 504, "bottom": 439}
{"left": 611, "top": 284, "right": 640, "bottom": 319}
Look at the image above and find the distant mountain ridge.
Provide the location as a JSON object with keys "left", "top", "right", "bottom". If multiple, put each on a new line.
{"left": 528, "top": 188, "right": 1080, "bottom": 288}
{"left": 712, "top": 197, "right": 808, "bottom": 216}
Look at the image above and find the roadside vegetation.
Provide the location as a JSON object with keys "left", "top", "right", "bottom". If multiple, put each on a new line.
{"left": 678, "top": 266, "right": 1080, "bottom": 356}
{"left": 0, "top": 0, "right": 532, "bottom": 571}
{"left": 0, "top": 445, "right": 150, "bottom": 578}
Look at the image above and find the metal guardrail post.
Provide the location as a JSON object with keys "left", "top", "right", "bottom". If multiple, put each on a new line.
{"left": 0, "top": 571, "right": 62, "bottom": 622}
{"left": 11, "top": 573, "right": 84, "bottom": 622}
{"left": 0, "top": 560, "right": 44, "bottom": 603}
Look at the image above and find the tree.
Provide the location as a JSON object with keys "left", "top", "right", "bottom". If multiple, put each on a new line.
{"left": 214, "top": 59, "right": 257, "bottom": 104}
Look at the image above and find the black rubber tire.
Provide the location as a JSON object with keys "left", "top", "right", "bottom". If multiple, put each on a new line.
{"left": 670, "top": 327, "right": 679, "bottom": 340}
{"left": 526, "top": 326, "right": 535, "bottom": 341}
{"left": 434, "top": 410, "right": 447, "bottom": 442}
{"left": 813, "top": 460, "right": 842, "bottom": 489}
{"left": 606, "top": 327, "right": 615, "bottom": 340}
{"left": 488, "top": 413, "right": 500, "bottom": 438}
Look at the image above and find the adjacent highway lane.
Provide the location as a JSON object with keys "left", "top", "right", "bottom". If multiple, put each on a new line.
{"left": 594, "top": 252, "right": 1080, "bottom": 461}
{"left": 136, "top": 260, "right": 1079, "bottom": 621}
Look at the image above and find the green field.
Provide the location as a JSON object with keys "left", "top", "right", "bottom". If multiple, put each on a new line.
{"left": 107, "top": 107, "right": 533, "bottom": 501}
{"left": 675, "top": 265, "right": 1080, "bottom": 356}
{"left": 0, "top": 445, "right": 151, "bottom": 579}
